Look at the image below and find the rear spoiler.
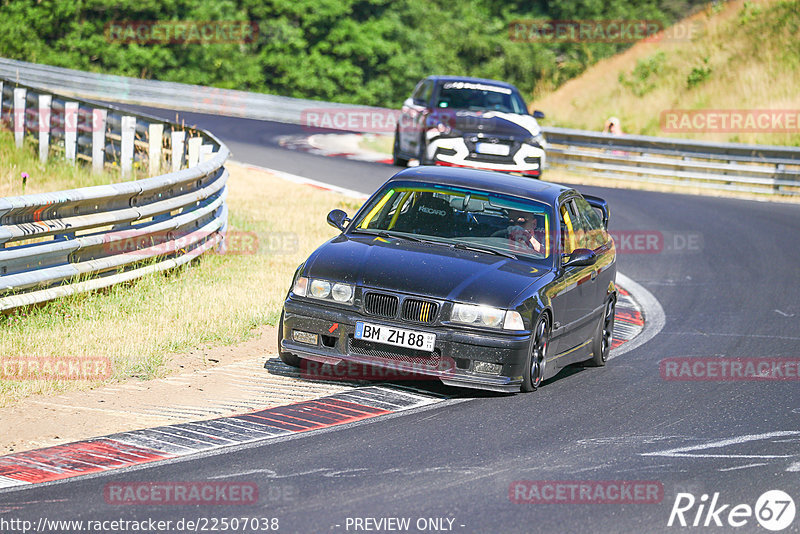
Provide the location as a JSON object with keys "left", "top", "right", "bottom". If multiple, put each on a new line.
{"left": 583, "top": 195, "right": 610, "bottom": 229}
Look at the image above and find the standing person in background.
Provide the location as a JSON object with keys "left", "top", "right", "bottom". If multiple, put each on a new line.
{"left": 603, "top": 116, "right": 624, "bottom": 135}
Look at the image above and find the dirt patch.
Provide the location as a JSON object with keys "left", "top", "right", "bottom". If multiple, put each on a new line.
{"left": 0, "top": 324, "right": 354, "bottom": 455}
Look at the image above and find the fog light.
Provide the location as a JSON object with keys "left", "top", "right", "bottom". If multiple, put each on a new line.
{"left": 292, "top": 330, "right": 318, "bottom": 345}
{"left": 473, "top": 361, "right": 502, "bottom": 375}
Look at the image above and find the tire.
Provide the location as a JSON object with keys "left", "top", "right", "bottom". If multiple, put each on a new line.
{"left": 392, "top": 129, "right": 409, "bottom": 167}
{"left": 521, "top": 315, "right": 549, "bottom": 392}
{"left": 587, "top": 298, "right": 615, "bottom": 367}
{"left": 417, "top": 133, "right": 430, "bottom": 165}
{"left": 277, "top": 311, "right": 302, "bottom": 368}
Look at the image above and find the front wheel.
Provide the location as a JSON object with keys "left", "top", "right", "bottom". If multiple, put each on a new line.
{"left": 521, "top": 315, "right": 549, "bottom": 392}
{"left": 587, "top": 298, "right": 615, "bottom": 367}
{"left": 277, "top": 311, "right": 302, "bottom": 368}
{"left": 392, "top": 129, "right": 409, "bottom": 166}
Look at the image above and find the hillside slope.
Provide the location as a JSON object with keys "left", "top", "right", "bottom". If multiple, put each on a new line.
{"left": 531, "top": 0, "right": 800, "bottom": 146}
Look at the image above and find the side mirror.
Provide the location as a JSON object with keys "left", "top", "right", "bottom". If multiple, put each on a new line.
{"left": 532, "top": 110, "right": 545, "bottom": 119}
{"left": 327, "top": 209, "right": 350, "bottom": 232}
{"left": 562, "top": 248, "right": 597, "bottom": 268}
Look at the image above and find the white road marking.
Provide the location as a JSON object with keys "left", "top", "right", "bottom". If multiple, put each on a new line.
{"left": 232, "top": 160, "right": 369, "bottom": 199}
{"left": 642, "top": 430, "right": 800, "bottom": 458}
{"left": 718, "top": 462, "right": 769, "bottom": 472}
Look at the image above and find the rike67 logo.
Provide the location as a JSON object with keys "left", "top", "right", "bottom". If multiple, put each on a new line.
{"left": 668, "top": 490, "right": 796, "bottom": 531}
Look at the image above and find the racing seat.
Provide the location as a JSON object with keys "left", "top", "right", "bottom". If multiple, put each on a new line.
{"left": 393, "top": 193, "right": 457, "bottom": 237}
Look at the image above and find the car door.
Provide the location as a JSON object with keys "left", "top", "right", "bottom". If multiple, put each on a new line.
{"left": 573, "top": 194, "right": 615, "bottom": 317}
{"left": 547, "top": 199, "right": 583, "bottom": 358}
{"left": 549, "top": 198, "right": 597, "bottom": 361}
{"left": 400, "top": 79, "right": 433, "bottom": 155}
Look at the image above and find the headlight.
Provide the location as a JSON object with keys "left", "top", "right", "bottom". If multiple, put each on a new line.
{"left": 331, "top": 283, "right": 353, "bottom": 302}
{"left": 451, "top": 303, "right": 523, "bottom": 330}
{"left": 295, "top": 277, "right": 355, "bottom": 304}
{"left": 309, "top": 279, "right": 331, "bottom": 299}
{"left": 292, "top": 276, "right": 308, "bottom": 297}
{"left": 526, "top": 133, "right": 547, "bottom": 148}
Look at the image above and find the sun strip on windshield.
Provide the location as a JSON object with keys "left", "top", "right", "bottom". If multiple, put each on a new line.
{"left": 360, "top": 189, "right": 395, "bottom": 228}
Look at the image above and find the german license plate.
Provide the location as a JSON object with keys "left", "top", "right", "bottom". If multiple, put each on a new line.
{"left": 355, "top": 321, "right": 436, "bottom": 351}
{"left": 475, "top": 142, "right": 509, "bottom": 156}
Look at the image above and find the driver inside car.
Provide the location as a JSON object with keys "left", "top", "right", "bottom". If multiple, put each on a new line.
{"left": 493, "top": 209, "right": 543, "bottom": 252}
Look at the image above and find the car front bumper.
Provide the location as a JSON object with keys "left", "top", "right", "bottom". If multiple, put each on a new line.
{"left": 281, "top": 298, "right": 531, "bottom": 393}
{"left": 425, "top": 136, "right": 545, "bottom": 177}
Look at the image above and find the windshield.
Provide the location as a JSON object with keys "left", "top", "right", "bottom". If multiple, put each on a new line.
{"left": 436, "top": 81, "right": 528, "bottom": 114}
{"left": 352, "top": 182, "right": 553, "bottom": 261}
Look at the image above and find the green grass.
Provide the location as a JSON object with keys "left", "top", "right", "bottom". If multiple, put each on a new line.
{"left": 0, "top": 136, "right": 361, "bottom": 406}
{"left": 0, "top": 129, "right": 145, "bottom": 196}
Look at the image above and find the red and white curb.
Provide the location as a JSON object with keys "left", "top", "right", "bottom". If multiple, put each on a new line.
{"left": 278, "top": 133, "right": 393, "bottom": 166}
{"left": 612, "top": 285, "right": 644, "bottom": 351}
{"left": 0, "top": 387, "right": 440, "bottom": 490}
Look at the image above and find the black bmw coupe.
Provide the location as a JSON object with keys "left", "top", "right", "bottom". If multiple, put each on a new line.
{"left": 278, "top": 166, "right": 616, "bottom": 393}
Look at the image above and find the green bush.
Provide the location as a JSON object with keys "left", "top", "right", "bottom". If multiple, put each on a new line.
{"left": 0, "top": 0, "right": 709, "bottom": 107}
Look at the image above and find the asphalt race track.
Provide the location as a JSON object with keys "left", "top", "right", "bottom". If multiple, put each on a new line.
{"left": 2, "top": 106, "right": 800, "bottom": 533}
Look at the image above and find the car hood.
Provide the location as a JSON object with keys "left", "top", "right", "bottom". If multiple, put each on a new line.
{"left": 433, "top": 109, "right": 542, "bottom": 139}
{"left": 304, "top": 235, "right": 549, "bottom": 309}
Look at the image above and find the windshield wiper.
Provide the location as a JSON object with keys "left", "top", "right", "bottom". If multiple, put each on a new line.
{"left": 452, "top": 242, "right": 517, "bottom": 259}
{"left": 350, "top": 229, "right": 424, "bottom": 242}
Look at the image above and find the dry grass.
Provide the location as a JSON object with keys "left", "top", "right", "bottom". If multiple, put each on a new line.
{"left": 0, "top": 129, "right": 127, "bottom": 196}
{"left": 0, "top": 161, "right": 362, "bottom": 406}
{"left": 531, "top": 0, "right": 800, "bottom": 146}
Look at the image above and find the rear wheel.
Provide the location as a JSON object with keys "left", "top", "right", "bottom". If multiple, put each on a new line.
{"left": 587, "top": 298, "right": 615, "bottom": 367}
{"left": 277, "top": 311, "right": 302, "bottom": 368}
{"left": 521, "top": 315, "right": 549, "bottom": 392}
{"left": 392, "top": 128, "right": 409, "bottom": 166}
{"left": 417, "top": 133, "right": 430, "bottom": 165}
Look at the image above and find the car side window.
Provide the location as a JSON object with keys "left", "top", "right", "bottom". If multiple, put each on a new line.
{"left": 411, "top": 82, "right": 425, "bottom": 104}
{"left": 573, "top": 196, "right": 608, "bottom": 250}
{"left": 559, "top": 203, "right": 577, "bottom": 258}
{"left": 413, "top": 80, "right": 433, "bottom": 106}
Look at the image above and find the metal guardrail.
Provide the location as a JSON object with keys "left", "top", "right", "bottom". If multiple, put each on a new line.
{"left": 4, "top": 57, "right": 798, "bottom": 197}
{"left": 542, "top": 127, "right": 800, "bottom": 196}
{"left": 0, "top": 57, "right": 362, "bottom": 125}
{"left": 0, "top": 76, "right": 229, "bottom": 312}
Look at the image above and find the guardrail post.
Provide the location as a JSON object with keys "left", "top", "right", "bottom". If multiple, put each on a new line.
{"left": 13, "top": 87, "right": 26, "bottom": 148}
{"left": 187, "top": 136, "right": 202, "bottom": 167}
{"left": 0, "top": 81, "right": 4, "bottom": 126}
{"left": 38, "top": 94, "right": 51, "bottom": 163}
{"left": 200, "top": 144, "right": 214, "bottom": 162}
{"left": 171, "top": 130, "right": 185, "bottom": 172}
{"left": 120, "top": 115, "right": 136, "bottom": 179}
{"left": 148, "top": 123, "right": 164, "bottom": 176}
{"left": 92, "top": 108, "right": 107, "bottom": 173}
{"left": 64, "top": 102, "right": 78, "bottom": 164}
